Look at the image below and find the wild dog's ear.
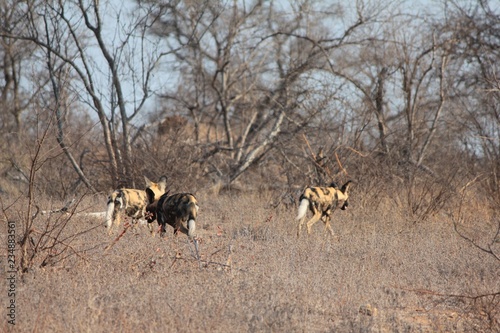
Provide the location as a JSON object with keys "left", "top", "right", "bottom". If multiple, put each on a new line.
{"left": 341, "top": 180, "right": 353, "bottom": 194}
{"left": 158, "top": 175, "right": 167, "bottom": 192}
{"left": 144, "top": 176, "right": 153, "bottom": 187}
{"left": 146, "top": 188, "right": 156, "bottom": 203}
{"left": 329, "top": 181, "right": 339, "bottom": 189}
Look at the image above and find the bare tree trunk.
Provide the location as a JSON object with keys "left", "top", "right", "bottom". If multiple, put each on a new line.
{"left": 79, "top": 0, "right": 133, "bottom": 183}
{"left": 416, "top": 54, "right": 448, "bottom": 167}
{"left": 230, "top": 109, "right": 285, "bottom": 183}
{"left": 41, "top": 12, "right": 98, "bottom": 193}
{"left": 374, "top": 67, "right": 389, "bottom": 154}
{"left": 46, "top": 61, "right": 97, "bottom": 193}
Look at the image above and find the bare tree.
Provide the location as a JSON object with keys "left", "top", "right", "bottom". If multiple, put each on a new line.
{"left": 40, "top": 8, "right": 97, "bottom": 193}
{"left": 142, "top": 0, "right": 379, "bottom": 187}
{"left": 0, "top": 1, "right": 40, "bottom": 141}
{"left": 0, "top": 0, "right": 170, "bottom": 188}
{"left": 437, "top": 0, "right": 500, "bottom": 205}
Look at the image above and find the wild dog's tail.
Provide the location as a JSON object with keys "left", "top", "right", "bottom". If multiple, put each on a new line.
{"left": 105, "top": 191, "right": 122, "bottom": 229}
{"left": 296, "top": 197, "right": 310, "bottom": 220}
{"left": 186, "top": 201, "right": 199, "bottom": 238}
{"left": 105, "top": 193, "right": 115, "bottom": 229}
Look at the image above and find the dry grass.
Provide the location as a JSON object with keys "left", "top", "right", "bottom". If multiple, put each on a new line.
{"left": 2, "top": 191, "right": 499, "bottom": 332}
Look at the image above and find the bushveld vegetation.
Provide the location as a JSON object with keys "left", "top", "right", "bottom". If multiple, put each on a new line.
{"left": 0, "top": 0, "right": 499, "bottom": 332}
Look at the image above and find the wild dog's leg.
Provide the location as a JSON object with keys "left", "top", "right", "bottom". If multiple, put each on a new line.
{"left": 157, "top": 214, "right": 166, "bottom": 238}
{"left": 321, "top": 207, "right": 336, "bottom": 236}
{"left": 174, "top": 216, "right": 189, "bottom": 236}
{"left": 297, "top": 216, "right": 306, "bottom": 237}
{"left": 130, "top": 217, "right": 140, "bottom": 231}
{"left": 159, "top": 223, "right": 167, "bottom": 238}
{"left": 298, "top": 211, "right": 311, "bottom": 236}
{"left": 147, "top": 222, "right": 155, "bottom": 237}
{"left": 129, "top": 207, "right": 144, "bottom": 229}
{"left": 171, "top": 216, "right": 192, "bottom": 236}
{"left": 115, "top": 209, "right": 122, "bottom": 227}
{"left": 108, "top": 209, "right": 121, "bottom": 235}
{"left": 173, "top": 222, "right": 181, "bottom": 236}
{"left": 306, "top": 211, "right": 323, "bottom": 234}
{"left": 323, "top": 216, "right": 335, "bottom": 236}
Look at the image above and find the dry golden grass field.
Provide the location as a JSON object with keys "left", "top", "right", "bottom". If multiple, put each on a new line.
{"left": 2, "top": 190, "right": 499, "bottom": 333}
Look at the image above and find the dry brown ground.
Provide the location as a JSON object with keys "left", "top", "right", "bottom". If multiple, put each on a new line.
{"left": 2, "top": 191, "right": 499, "bottom": 332}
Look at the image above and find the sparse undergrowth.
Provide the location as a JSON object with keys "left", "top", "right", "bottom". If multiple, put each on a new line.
{"left": 2, "top": 191, "right": 499, "bottom": 333}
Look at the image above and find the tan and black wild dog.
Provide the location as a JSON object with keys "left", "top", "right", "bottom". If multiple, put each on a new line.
{"left": 145, "top": 192, "right": 199, "bottom": 238}
{"left": 105, "top": 176, "right": 167, "bottom": 234}
{"left": 296, "top": 180, "right": 352, "bottom": 237}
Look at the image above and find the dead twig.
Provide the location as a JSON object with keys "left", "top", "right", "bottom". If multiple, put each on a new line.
{"left": 104, "top": 222, "right": 132, "bottom": 252}
{"left": 453, "top": 220, "right": 500, "bottom": 261}
{"left": 394, "top": 285, "right": 500, "bottom": 301}
{"left": 334, "top": 151, "right": 348, "bottom": 177}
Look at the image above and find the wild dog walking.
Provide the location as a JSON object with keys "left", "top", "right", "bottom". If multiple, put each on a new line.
{"left": 296, "top": 180, "right": 352, "bottom": 237}
{"left": 146, "top": 192, "right": 199, "bottom": 238}
{"left": 105, "top": 176, "right": 167, "bottom": 234}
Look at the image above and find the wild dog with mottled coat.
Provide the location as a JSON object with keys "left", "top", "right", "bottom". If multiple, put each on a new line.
{"left": 296, "top": 180, "right": 352, "bottom": 237}
{"left": 105, "top": 176, "right": 167, "bottom": 233}
{"left": 146, "top": 192, "right": 199, "bottom": 238}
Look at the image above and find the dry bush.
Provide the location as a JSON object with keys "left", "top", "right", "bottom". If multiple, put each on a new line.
{"left": 128, "top": 127, "right": 206, "bottom": 193}
{"left": 4, "top": 189, "right": 498, "bottom": 333}
{"left": 1, "top": 193, "right": 104, "bottom": 273}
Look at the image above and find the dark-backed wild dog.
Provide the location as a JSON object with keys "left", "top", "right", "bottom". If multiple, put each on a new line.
{"left": 146, "top": 192, "right": 199, "bottom": 238}
{"left": 296, "top": 180, "right": 352, "bottom": 237}
{"left": 105, "top": 176, "right": 167, "bottom": 234}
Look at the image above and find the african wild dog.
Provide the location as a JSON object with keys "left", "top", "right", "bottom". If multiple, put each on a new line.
{"left": 105, "top": 176, "right": 167, "bottom": 234}
{"left": 296, "top": 180, "right": 352, "bottom": 237}
{"left": 145, "top": 192, "right": 199, "bottom": 238}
